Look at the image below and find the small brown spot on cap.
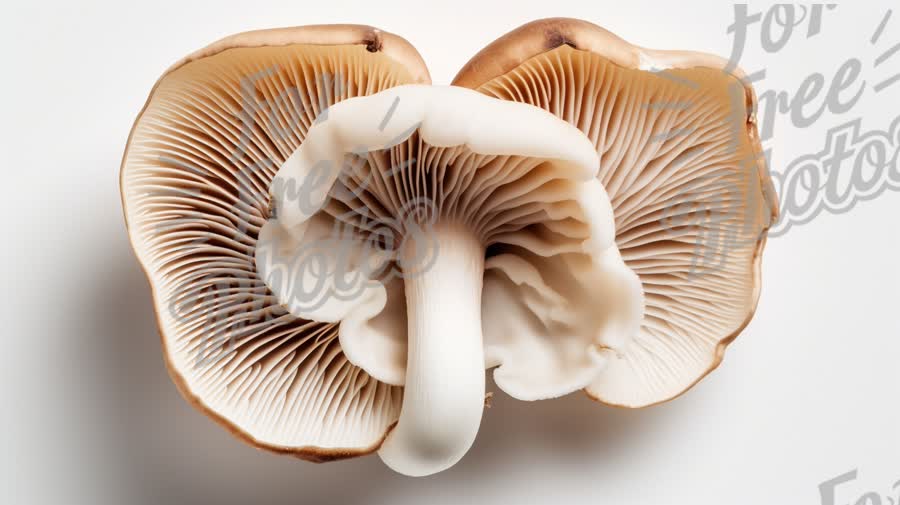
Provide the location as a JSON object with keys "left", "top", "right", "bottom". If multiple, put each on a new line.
{"left": 365, "top": 32, "right": 383, "bottom": 52}
{"left": 545, "top": 31, "right": 575, "bottom": 50}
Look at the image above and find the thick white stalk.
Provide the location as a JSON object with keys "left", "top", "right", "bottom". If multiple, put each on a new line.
{"left": 377, "top": 223, "right": 486, "bottom": 476}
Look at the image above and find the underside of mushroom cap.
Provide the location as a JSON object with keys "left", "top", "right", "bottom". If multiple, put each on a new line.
{"left": 120, "top": 25, "right": 431, "bottom": 460}
{"left": 453, "top": 18, "right": 778, "bottom": 408}
{"left": 122, "top": 18, "right": 780, "bottom": 474}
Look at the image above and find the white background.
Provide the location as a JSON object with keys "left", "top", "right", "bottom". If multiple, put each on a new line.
{"left": 2, "top": 1, "right": 898, "bottom": 504}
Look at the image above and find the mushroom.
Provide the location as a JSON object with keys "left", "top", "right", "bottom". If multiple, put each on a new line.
{"left": 453, "top": 18, "right": 778, "bottom": 407}
{"left": 120, "top": 19, "right": 776, "bottom": 477}
{"left": 256, "top": 84, "right": 643, "bottom": 475}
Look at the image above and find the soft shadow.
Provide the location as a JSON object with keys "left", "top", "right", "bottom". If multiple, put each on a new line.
{"left": 79, "top": 224, "right": 691, "bottom": 505}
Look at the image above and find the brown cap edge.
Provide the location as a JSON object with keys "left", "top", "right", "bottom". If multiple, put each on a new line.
{"left": 165, "top": 24, "right": 431, "bottom": 84}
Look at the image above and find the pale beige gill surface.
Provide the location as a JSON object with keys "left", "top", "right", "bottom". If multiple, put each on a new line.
{"left": 460, "top": 43, "right": 774, "bottom": 408}
{"left": 325, "top": 134, "right": 591, "bottom": 264}
{"left": 121, "top": 35, "right": 429, "bottom": 460}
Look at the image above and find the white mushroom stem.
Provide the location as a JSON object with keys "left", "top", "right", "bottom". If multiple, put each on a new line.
{"left": 377, "top": 223, "right": 486, "bottom": 476}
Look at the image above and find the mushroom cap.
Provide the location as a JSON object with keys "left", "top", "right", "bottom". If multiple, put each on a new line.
{"left": 120, "top": 25, "right": 429, "bottom": 461}
{"left": 453, "top": 18, "right": 778, "bottom": 407}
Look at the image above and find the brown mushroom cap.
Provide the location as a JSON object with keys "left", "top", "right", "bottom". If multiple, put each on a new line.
{"left": 120, "top": 25, "right": 429, "bottom": 461}
{"left": 453, "top": 18, "right": 778, "bottom": 407}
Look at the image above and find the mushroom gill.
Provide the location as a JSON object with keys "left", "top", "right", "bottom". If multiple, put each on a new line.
{"left": 453, "top": 18, "right": 778, "bottom": 408}
{"left": 120, "top": 26, "right": 430, "bottom": 459}
{"left": 257, "top": 84, "right": 643, "bottom": 475}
